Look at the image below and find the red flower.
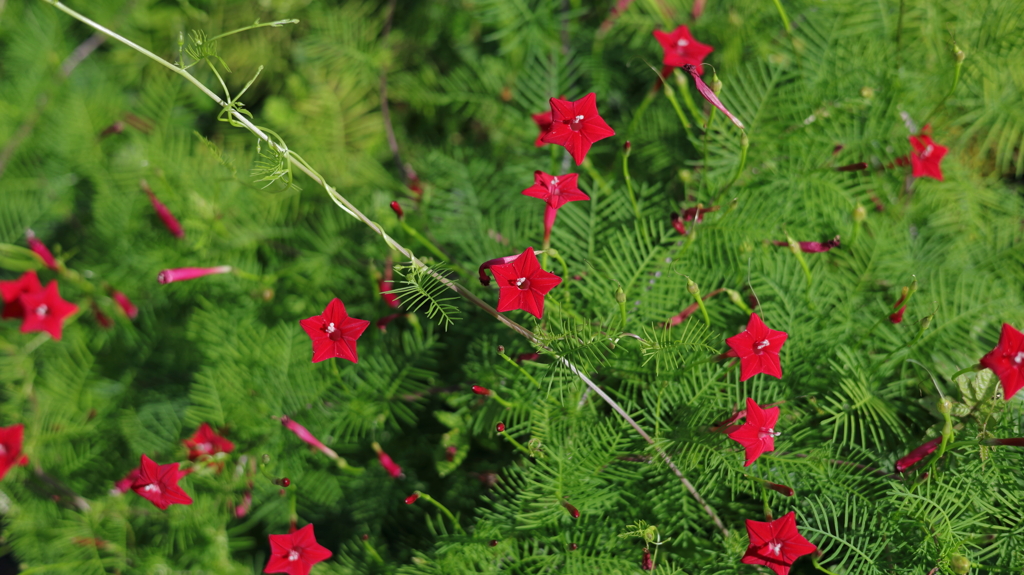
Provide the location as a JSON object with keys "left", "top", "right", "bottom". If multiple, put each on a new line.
{"left": 157, "top": 265, "right": 233, "bottom": 284}
{"left": 131, "top": 454, "right": 193, "bottom": 510}
{"left": 889, "top": 306, "right": 906, "bottom": 324}
{"left": 681, "top": 65, "right": 745, "bottom": 129}
{"left": 980, "top": 323, "right": 1024, "bottom": 400}
{"left": 281, "top": 416, "right": 340, "bottom": 460}
{"left": 0, "top": 424, "right": 29, "bottom": 481}
{"left": 895, "top": 437, "right": 941, "bottom": 473}
{"left": 522, "top": 171, "right": 590, "bottom": 244}
{"left": 908, "top": 134, "right": 948, "bottom": 181}
{"left": 264, "top": 524, "right": 332, "bottom": 575}
{"left": 541, "top": 93, "right": 616, "bottom": 165}
{"left": 486, "top": 247, "right": 562, "bottom": 319}
{"left": 725, "top": 313, "right": 788, "bottom": 381}
{"left": 653, "top": 25, "right": 713, "bottom": 73}
{"left": 112, "top": 466, "right": 142, "bottom": 494}
{"left": 299, "top": 298, "right": 370, "bottom": 363}
{"left": 18, "top": 281, "right": 79, "bottom": 340}
{"left": 741, "top": 512, "right": 817, "bottom": 575}
{"left": 532, "top": 111, "right": 553, "bottom": 147}
{"left": 25, "top": 229, "right": 58, "bottom": 270}
{"left": 727, "top": 398, "right": 780, "bottom": 466}
{"left": 112, "top": 290, "right": 138, "bottom": 320}
{"left": 372, "top": 442, "right": 402, "bottom": 478}
{"left": 0, "top": 270, "right": 42, "bottom": 319}
{"left": 183, "top": 423, "right": 235, "bottom": 460}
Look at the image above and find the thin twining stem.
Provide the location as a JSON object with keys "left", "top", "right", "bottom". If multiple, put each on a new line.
{"left": 41, "top": 0, "right": 728, "bottom": 538}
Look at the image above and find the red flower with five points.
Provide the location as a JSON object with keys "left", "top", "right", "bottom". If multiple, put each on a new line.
{"left": 0, "top": 270, "right": 42, "bottom": 319}
{"left": 741, "top": 512, "right": 817, "bottom": 575}
{"left": 487, "top": 247, "right": 562, "bottom": 319}
{"left": 725, "top": 313, "right": 788, "bottom": 381}
{"left": 532, "top": 111, "right": 553, "bottom": 147}
{"left": 0, "top": 424, "right": 30, "bottom": 482}
{"left": 264, "top": 524, "right": 332, "bottom": 575}
{"left": 183, "top": 423, "right": 235, "bottom": 460}
{"left": 522, "top": 171, "right": 590, "bottom": 245}
{"left": 980, "top": 323, "right": 1024, "bottom": 400}
{"left": 653, "top": 25, "right": 713, "bottom": 73}
{"left": 541, "top": 93, "right": 616, "bottom": 166}
{"left": 131, "top": 454, "right": 193, "bottom": 510}
{"left": 727, "top": 398, "right": 780, "bottom": 466}
{"left": 299, "top": 298, "right": 370, "bottom": 363}
{"left": 908, "top": 134, "right": 948, "bottom": 181}
{"left": 18, "top": 281, "right": 79, "bottom": 340}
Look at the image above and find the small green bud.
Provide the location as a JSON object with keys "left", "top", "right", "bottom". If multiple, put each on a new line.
{"left": 615, "top": 286, "right": 626, "bottom": 304}
{"left": 786, "top": 235, "right": 801, "bottom": 256}
{"left": 853, "top": 204, "right": 867, "bottom": 222}
{"left": 710, "top": 73, "right": 723, "bottom": 96}
{"left": 954, "top": 45, "right": 965, "bottom": 64}
{"left": 497, "top": 345, "right": 505, "bottom": 355}
{"left": 686, "top": 277, "right": 700, "bottom": 295}
{"left": 740, "top": 132, "right": 749, "bottom": 149}
{"left": 860, "top": 86, "right": 875, "bottom": 99}
{"left": 728, "top": 198, "right": 739, "bottom": 211}
{"left": 624, "top": 141, "right": 632, "bottom": 157}
{"left": 920, "top": 313, "right": 933, "bottom": 331}
{"left": 178, "top": 31, "right": 185, "bottom": 48}
{"left": 950, "top": 554, "right": 970, "bottom": 575}
{"left": 908, "top": 276, "right": 918, "bottom": 296}
{"left": 261, "top": 454, "right": 271, "bottom": 464}
{"left": 938, "top": 396, "right": 954, "bottom": 414}
{"left": 678, "top": 169, "right": 693, "bottom": 184}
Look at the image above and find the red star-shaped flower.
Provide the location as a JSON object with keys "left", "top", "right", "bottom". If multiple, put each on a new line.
{"left": 0, "top": 271, "right": 43, "bottom": 320}
{"left": 908, "top": 134, "right": 948, "bottom": 181}
{"left": 522, "top": 171, "right": 589, "bottom": 210}
{"left": 264, "top": 524, "right": 332, "bottom": 575}
{"left": 299, "top": 298, "right": 370, "bottom": 363}
{"left": 532, "top": 111, "right": 553, "bottom": 147}
{"left": 541, "top": 93, "right": 616, "bottom": 166}
{"left": 980, "top": 323, "right": 1024, "bottom": 400}
{"left": 0, "top": 424, "right": 30, "bottom": 482}
{"left": 487, "top": 247, "right": 562, "bottom": 319}
{"left": 741, "top": 512, "right": 817, "bottom": 575}
{"left": 183, "top": 423, "right": 235, "bottom": 460}
{"left": 653, "top": 25, "right": 714, "bottom": 73}
{"left": 131, "top": 454, "right": 193, "bottom": 510}
{"left": 725, "top": 313, "right": 788, "bottom": 381}
{"left": 727, "top": 398, "right": 780, "bottom": 466}
{"left": 18, "top": 281, "right": 78, "bottom": 340}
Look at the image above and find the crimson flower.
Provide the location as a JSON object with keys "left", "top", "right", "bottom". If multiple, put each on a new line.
{"left": 299, "top": 298, "right": 370, "bottom": 363}
{"left": 0, "top": 270, "right": 42, "bottom": 319}
{"left": 112, "top": 466, "right": 142, "bottom": 494}
{"left": 532, "top": 111, "right": 553, "bottom": 147}
{"left": 0, "top": 424, "right": 29, "bottom": 481}
{"left": 131, "top": 454, "right": 193, "bottom": 510}
{"left": 264, "top": 524, "right": 332, "bottom": 575}
{"left": 486, "top": 247, "right": 562, "bottom": 319}
{"left": 18, "top": 281, "right": 79, "bottom": 340}
{"left": 183, "top": 423, "right": 235, "bottom": 460}
{"left": 741, "top": 512, "right": 817, "bottom": 575}
{"left": 908, "top": 134, "right": 948, "bottom": 181}
{"left": 112, "top": 290, "right": 138, "bottom": 319}
{"left": 653, "top": 25, "right": 713, "bottom": 72}
{"left": 725, "top": 313, "right": 788, "bottom": 381}
{"left": 895, "top": 437, "right": 941, "bottom": 473}
{"left": 281, "top": 416, "right": 340, "bottom": 460}
{"left": 979, "top": 323, "right": 1024, "bottom": 400}
{"left": 727, "top": 398, "right": 780, "bottom": 466}
{"left": 541, "top": 93, "right": 616, "bottom": 165}
{"left": 25, "top": 229, "right": 58, "bottom": 270}
{"left": 889, "top": 306, "right": 906, "bottom": 324}
{"left": 522, "top": 171, "right": 589, "bottom": 244}
{"left": 158, "top": 265, "right": 232, "bottom": 284}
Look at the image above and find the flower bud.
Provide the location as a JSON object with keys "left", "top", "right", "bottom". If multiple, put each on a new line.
{"left": 25, "top": 229, "right": 57, "bottom": 270}
{"left": 641, "top": 548, "right": 653, "bottom": 571}
{"left": 497, "top": 345, "right": 505, "bottom": 355}
{"left": 112, "top": 290, "right": 138, "bottom": 320}
{"left": 686, "top": 277, "right": 699, "bottom": 295}
{"left": 889, "top": 306, "right": 906, "bottom": 324}
{"left": 624, "top": 141, "right": 632, "bottom": 155}
{"left": 937, "top": 396, "right": 953, "bottom": 414}
{"left": 728, "top": 198, "right": 739, "bottom": 211}
{"left": 907, "top": 276, "right": 918, "bottom": 297}
{"left": 562, "top": 502, "right": 580, "bottom": 518}
{"left": 472, "top": 385, "right": 491, "bottom": 396}
{"left": 678, "top": 169, "right": 693, "bottom": 184}
{"left": 920, "top": 312, "right": 933, "bottom": 331}
{"left": 953, "top": 45, "right": 965, "bottom": 64}
{"left": 489, "top": 540, "right": 498, "bottom": 547}
{"left": 895, "top": 437, "right": 941, "bottom": 473}
{"left": 986, "top": 437, "right": 1024, "bottom": 446}
{"left": 615, "top": 285, "right": 626, "bottom": 303}
{"left": 860, "top": 86, "right": 875, "bottom": 98}
{"left": 568, "top": 543, "right": 578, "bottom": 550}
{"left": 710, "top": 72, "right": 723, "bottom": 95}
{"left": 740, "top": 132, "right": 749, "bottom": 149}
{"left": 853, "top": 204, "right": 867, "bottom": 222}
{"left": 390, "top": 201, "right": 404, "bottom": 219}
{"left": 157, "top": 266, "right": 232, "bottom": 284}
{"left": 405, "top": 493, "right": 420, "bottom": 504}
{"left": 142, "top": 180, "right": 185, "bottom": 239}
{"left": 496, "top": 422, "right": 505, "bottom": 433}
{"left": 950, "top": 554, "right": 969, "bottom": 574}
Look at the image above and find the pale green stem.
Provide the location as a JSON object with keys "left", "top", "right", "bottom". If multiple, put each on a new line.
{"left": 922, "top": 59, "right": 963, "bottom": 127}
{"left": 662, "top": 84, "right": 695, "bottom": 140}
{"left": 498, "top": 350, "right": 542, "bottom": 389}
{"left": 498, "top": 428, "right": 533, "bottom": 457}
{"left": 772, "top": 0, "right": 792, "bottom": 33}
{"left": 415, "top": 492, "right": 464, "bottom": 534}
{"left": 812, "top": 556, "right": 841, "bottom": 575}
{"left": 207, "top": 19, "right": 299, "bottom": 42}
{"left": 623, "top": 149, "right": 639, "bottom": 220}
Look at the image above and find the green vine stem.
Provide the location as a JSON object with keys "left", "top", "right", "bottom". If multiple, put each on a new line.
{"left": 498, "top": 348, "right": 542, "bottom": 389}
{"left": 410, "top": 492, "right": 465, "bottom": 534}
{"left": 622, "top": 142, "right": 640, "bottom": 220}
{"left": 497, "top": 426, "right": 533, "bottom": 457}
{"left": 41, "top": 0, "right": 729, "bottom": 538}
{"left": 922, "top": 44, "right": 965, "bottom": 128}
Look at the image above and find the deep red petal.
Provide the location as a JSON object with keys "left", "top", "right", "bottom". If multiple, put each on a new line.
{"left": 760, "top": 351, "right": 783, "bottom": 379}
{"left": 299, "top": 316, "right": 326, "bottom": 340}
{"left": 548, "top": 98, "right": 575, "bottom": 122}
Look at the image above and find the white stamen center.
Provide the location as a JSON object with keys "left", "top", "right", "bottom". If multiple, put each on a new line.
{"left": 36, "top": 304, "right": 48, "bottom": 316}
{"left": 754, "top": 339, "right": 770, "bottom": 351}
{"left": 550, "top": 177, "right": 559, "bottom": 189}
{"left": 1014, "top": 351, "right": 1024, "bottom": 365}
{"left": 198, "top": 442, "right": 212, "bottom": 453}
{"left": 676, "top": 39, "right": 689, "bottom": 47}
{"left": 142, "top": 484, "right": 160, "bottom": 494}
{"left": 573, "top": 115, "right": 584, "bottom": 122}
{"left": 921, "top": 144, "right": 934, "bottom": 158}
{"left": 325, "top": 322, "right": 336, "bottom": 334}
{"left": 516, "top": 277, "right": 528, "bottom": 287}
{"left": 0, "top": 444, "right": 6, "bottom": 456}
{"left": 288, "top": 550, "right": 300, "bottom": 561}
{"left": 769, "top": 542, "right": 782, "bottom": 556}
{"left": 758, "top": 426, "right": 780, "bottom": 440}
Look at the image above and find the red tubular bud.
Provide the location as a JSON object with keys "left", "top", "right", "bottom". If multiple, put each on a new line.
{"left": 25, "top": 229, "right": 58, "bottom": 270}
{"left": 100, "top": 121, "right": 125, "bottom": 137}
{"left": 93, "top": 305, "right": 113, "bottom": 329}
{"left": 671, "top": 212, "right": 688, "bottom": 235}
{"left": 986, "top": 438, "right": 1024, "bottom": 446}
{"left": 281, "top": 478, "right": 290, "bottom": 487}
{"left": 472, "top": 385, "right": 491, "bottom": 396}
{"left": 141, "top": 180, "right": 185, "bottom": 239}
{"left": 489, "top": 540, "right": 499, "bottom": 547}
{"left": 641, "top": 548, "right": 654, "bottom": 571}
{"left": 889, "top": 306, "right": 906, "bottom": 324}
{"left": 157, "top": 266, "right": 232, "bottom": 284}
{"left": 836, "top": 162, "right": 868, "bottom": 172}
{"left": 895, "top": 437, "right": 941, "bottom": 473}
{"left": 390, "top": 201, "right": 404, "bottom": 219}
{"left": 562, "top": 502, "right": 580, "bottom": 518}
{"left": 405, "top": 493, "right": 420, "bottom": 504}
{"left": 624, "top": 140, "right": 632, "bottom": 153}
{"left": 764, "top": 481, "right": 794, "bottom": 497}
{"left": 361, "top": 534, "right": 369, "bottom": 541}
{"left": 569, "top": 543, "right": 578, "bottom": 551}
{"left": 112, "top": 290, "right": 138, "bottom": 319}
{"left": 496, "top": 422, "right": 505, "bottom": 433}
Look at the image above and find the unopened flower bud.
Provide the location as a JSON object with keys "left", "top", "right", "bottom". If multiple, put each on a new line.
{"left": 986, "top": 437, "right": 1024, "bottom": 446}
{"left": 497, "top": 345, "right": 505, "bottom": 355}
{"left": 710, "top": 72, "right": 722, "bottom": 95}
{"left": 261, "top": 454, "right": 271, "bottom": 464}
{"left": 157, "top": 266, "right": 232, "bottom": 284}
{"left": 937, "top": 396, "right": 953, "bottom": 415}
{"left": 678, "top": 169, "right": 693, "bottom": 184}
{"left": 472, "top": 385, "right": 491, "bottom": 396}
{"left": 25, "top": 229, "right": 57, "bottom": 270}
{"left": 740, "top": 132, "right": 749, "bottom": 149}
{"left": 624, "top": 141, "right": 632, "bottom": 155}
{"left": 853, "top": 204, "right": 867, "bottom": 222}
{"left": 953, "top": 45, "right": 965, "bottom": 64}
{"left": 568, "top": 543, "right": 578, "bottom": 551}
{"left": 489, "top": 540, "right": 498, "bottom": 547}
{"left": 920, "top": 313, "right": 933, "bottom": 331}
{"left": 562, "top": 502, "right": 580, "bottom": 518}
{"left": 860, "top": 86, "right": 875, "bottom": 99}
{"left": 686, "top": 277, "right": 699, "bottom": 295}
{"left": 889, "top": 306, "right": 906, "bottom": 324}
{"left": 390, "top": 201, "right": 404, "bottom": 219}
{"left": 496, "top": 422, "right": 505, "bottom": 433}
{"left": 950, "top": 554, "right": 969, "bottom": 574}
{"left": 272, "top": 477, "right": 291, "bottom": 487}
{"left": 405, "top": 493, "right": 420, "bottom": 504}
{"left": 615, "top": 286, "right": 626, "bottom": 304}
{"left": 361, "top": 534, "right": 369, "bottom": 541}
{"left": 728, "top": 198, "right": 738, "bottom": 211}
{"left": 907, "top": 276, "right": 918, "bottom": 297}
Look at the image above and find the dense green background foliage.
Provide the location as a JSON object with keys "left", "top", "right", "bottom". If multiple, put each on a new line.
{"left": 1, "top": 0, "right": 1023, "bottom": 573}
